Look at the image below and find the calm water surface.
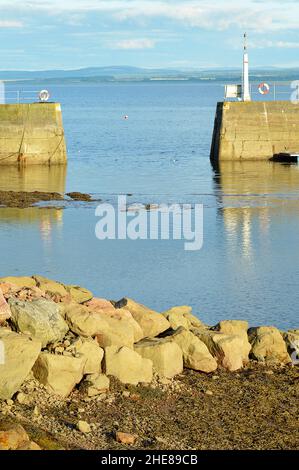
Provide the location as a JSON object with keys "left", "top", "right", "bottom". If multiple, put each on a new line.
{"left": 1, "top": 82, "right": 298, "bottom": 329}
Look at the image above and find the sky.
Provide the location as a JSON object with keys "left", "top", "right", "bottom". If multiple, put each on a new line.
{"left": 1, "top": 0, "right": 299, "bottom": 70}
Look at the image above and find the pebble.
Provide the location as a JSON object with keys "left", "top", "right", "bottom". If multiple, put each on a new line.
{"left": 16, "top": 392, "right": 27, "bottom": 404}
{"left": 77, "top": 420, "right": 91, "bottom": 434}
{"left": 55, "top": 347, "right": 64, "bottom": 355}
{"left": 212, "top": 375, "right": 220, "bottom": 381}
{"left": 6, "top": 399, "right": 14, "bottom": 407}
{"left": 115, "top": 432, "right": 136, "bottom": 445}
{"left": 122, "top": 391, "right": 131, "bottom": 398}
{"left": 97, "top": 394, "right": 107, "bottom": 402}
{"left": 159, "top": 378, "right": 171, "bottom": 385}
{"left": 205, "top": 390, "right": 214, "bottom": 396}
{"left": 265, "top": 370, "right": 274, "bottom": 375}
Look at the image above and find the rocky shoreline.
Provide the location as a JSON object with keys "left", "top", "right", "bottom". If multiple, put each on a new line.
{"left": 0, "top": 275, "right": 298, "bottom": 450}
{"left": 0, "top": 191, "right": 95, "bottom": 208}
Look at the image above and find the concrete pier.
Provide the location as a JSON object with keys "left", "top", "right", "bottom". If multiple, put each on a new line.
{"left": 210, "top": 101, "right": 299, "bottom": 162}
{"left": 0, "top": 103, "right": 67, "bottom": 165}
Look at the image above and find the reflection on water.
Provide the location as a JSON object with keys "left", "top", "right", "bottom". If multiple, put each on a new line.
{"left": 213, "top": 160, "right": 299, "bottom": 201}
{"left": 0, "top": 165, "right": 67, "bottom": 193}
{"left": 0, "top": 166, "right": 66, "bottom": 247}
{"left": 213, "top": 161, "right": 299, "bottom": 259}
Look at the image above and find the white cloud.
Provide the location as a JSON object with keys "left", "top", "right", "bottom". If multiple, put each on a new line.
{"left": 3, "top": 1, "right": 299, "bottom": 32}
{"left": 0, "top": 20, "right": 23, "bottom": 28}
{"left": 250, "top": 40, "right": 299, "bottom": 49}
{"left": 108, "top": 38, "right": 156, "bottom": 49}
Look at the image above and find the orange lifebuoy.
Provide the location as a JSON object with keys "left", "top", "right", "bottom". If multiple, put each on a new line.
{"left": 258, "top": 82, "right": 270, "bottom": 95}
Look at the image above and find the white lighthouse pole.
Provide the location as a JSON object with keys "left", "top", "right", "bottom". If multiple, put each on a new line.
{"left": 242, "top": 32, "right": 251, "bottom": 102}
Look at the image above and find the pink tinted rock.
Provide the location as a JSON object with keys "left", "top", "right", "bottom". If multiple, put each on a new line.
{"left": 0, "top": 289, "right": 11, "bottom": 324}
{"left": 0, "top": 282, "right": 19, "bottom": 296}
{"left": 86, "top": 298, "right": 114, "bottom": 311}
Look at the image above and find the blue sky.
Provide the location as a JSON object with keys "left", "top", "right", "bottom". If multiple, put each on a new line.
{"left": 1, "top": 0, "right": 299, "bottom": 70}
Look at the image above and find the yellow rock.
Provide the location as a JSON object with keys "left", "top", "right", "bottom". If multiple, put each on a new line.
{"left": 65, "top": 285, "right": 93, "bottom": 303}
{"left": 115, "top": 298, "right": 170, "bottom": 338}
{"left": 33, "top": 353, "right": 85, "bottom": 397}
{"left": 104, "top": 346, "right": 153, "bottom": 385}
{"left": 0, "top": 276, "right": 36, "bottom": 289}
{"left": 33, "top": 275, "right": 68, "bottom": 297}
{"left": 248, "top": 326, "right": 291, "bottom": 365}
{"left": 164, "top": 327, "right": 217, "bottom": 373}
{"left": 134, "top": 338, "right": 183, "bottom": 378}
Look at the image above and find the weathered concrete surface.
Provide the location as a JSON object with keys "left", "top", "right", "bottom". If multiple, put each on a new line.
{"left": 0, "top": 103, "right": 67, "bottom": 165}
{"left": 210, "top": 101, "right": 299, "bottom": 161}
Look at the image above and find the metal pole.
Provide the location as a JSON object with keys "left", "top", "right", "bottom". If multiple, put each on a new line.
{"left": 243, "top": 33, "right": 251, "bottom": 102}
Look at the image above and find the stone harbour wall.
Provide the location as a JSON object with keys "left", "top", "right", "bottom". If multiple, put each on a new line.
{"left": 0, "top": 103, "right": 67, "bottom": 165}
{"left": 210, "top": 101, "right": 299, "bottom": 161}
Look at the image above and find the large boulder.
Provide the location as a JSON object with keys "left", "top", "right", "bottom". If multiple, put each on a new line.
{"left": 0, "top": 329, "right": 41, "bottom": 399}
{"left": 0, "top": 276, "right": 36, "bottom": 289}
{"left": 192, "top": 328, "right": 251, "bottom": 372}
{"left": 9, "top": 298, "right": 69, "bottom": 348}
{"left": 72, "top": 338, "right": 104, "bottom": 374}
{"left": 115, "top": 298, "right": 170, "bottom": 338}
{"left": 104, "top": 346, "right": 153, "bottom": 385}
{"left": 33, "top": 275, "right": 68, "bottom": 298}
{"left": 162, "top": 306, "right": 203, "bottom": 331}
{"left": 248, "top": 326, "right": 291, "bottom": 364}
{"left": 0, "top": 419, "right": 30, "bottom": 450}
{"left": 283, "top": 330, "right": 299, "bottom": 359}
{"left": 65, "top": 303, "right": 108, "bottom": 337}
{"left": 0, "top": 290, "right": 11, "bottom": 324}
{"left": 86, "top": 297, "right": 114, "bottom": 310}
{"left": 65, "top": 285, "right": 93, "bottom": 304}
{"left": 213, "top": 320, "right": 249, "bottom": 337}
{"left": 163, "top": 327, "right": 217, "bottom": 373}
{"left": 32, "top": 353, "right": 85, "bottom": 397}
{"left": 134, "top": 338, "right": 183, "bottom": 378}
{"left": 86, "top": 299, "right": 144, "bottom": 342}
{"left": 65, "top": 303, "right": 135, "bottom": 348}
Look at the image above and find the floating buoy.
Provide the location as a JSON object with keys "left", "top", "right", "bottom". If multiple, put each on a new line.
{"left": 123, "top": 115, "right": 129, "bottom": 120}
{"left": 258, "top": 82, "right": 270, "bottom": 95}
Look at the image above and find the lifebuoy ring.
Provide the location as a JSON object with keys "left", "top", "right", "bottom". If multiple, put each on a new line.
{"left": 258, "top": 82, "right": 270, "bottom": 95}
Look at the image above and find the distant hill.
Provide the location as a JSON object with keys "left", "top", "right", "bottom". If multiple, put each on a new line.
{"left": 0, "top": 66, "right": 299, "bottom": 83}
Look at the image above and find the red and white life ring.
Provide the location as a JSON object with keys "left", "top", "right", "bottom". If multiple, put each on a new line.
{"left": 258, "top": 82, "right": 270, "bottom": 95}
